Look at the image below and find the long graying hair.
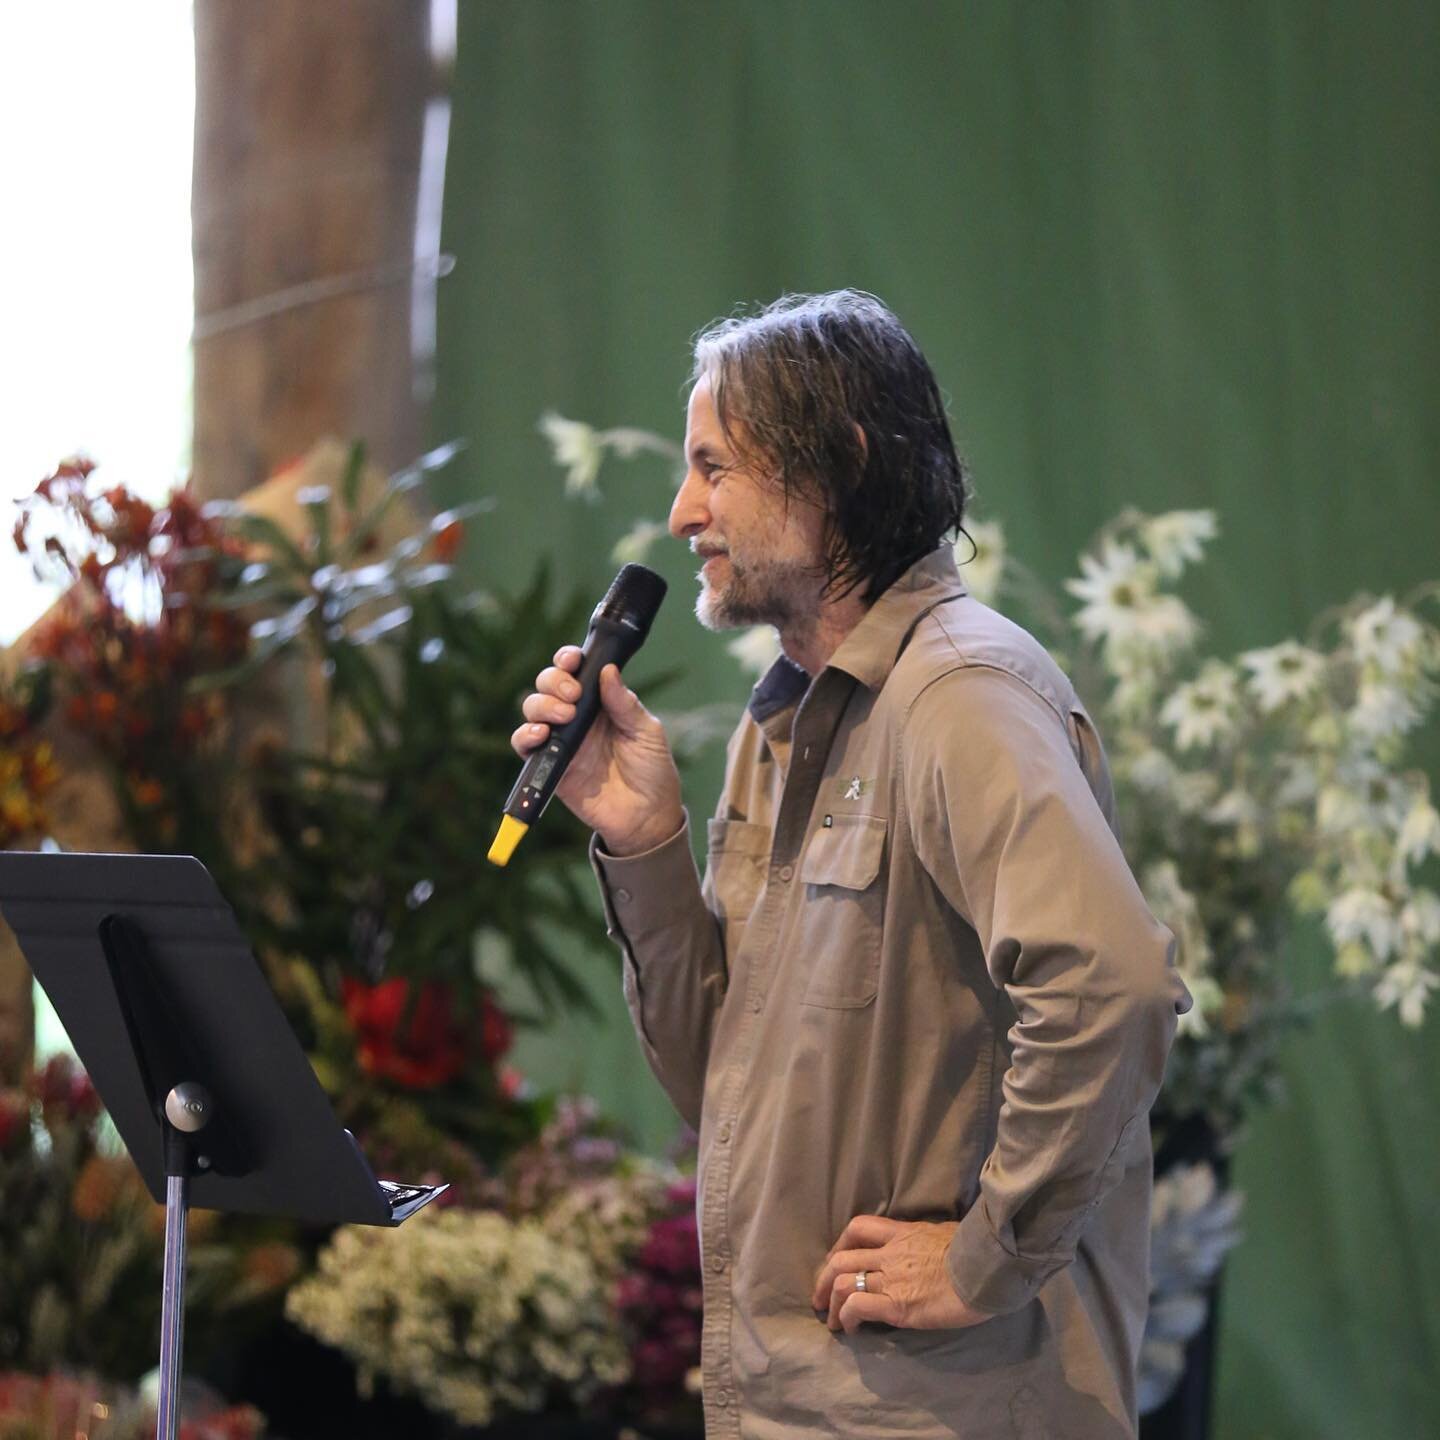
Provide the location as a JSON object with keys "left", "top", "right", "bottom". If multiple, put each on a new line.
{"left": 691, "top": 290, "right": 970, "bottom": 603}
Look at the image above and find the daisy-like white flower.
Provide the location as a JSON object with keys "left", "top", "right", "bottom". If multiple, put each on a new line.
{"left": 1238, "top": 640, "right": 1326, "bottom": 713}
{"left": 610, "top": 519, "right": 668, "bottom": 566}
{"left": 1374, "top": 959, "right": 1440, "bottom": 1028}
{"left": 956, "top": 520, "right": 1006, "bottom": 604}
{"left": 1346, "top": 596, "right": 1425, "bottom": 676}
{"left": 1137, "top": 510, "right": 1218, "bottom": 579}
{"left": 1124, "top": 747, "right": 1178, "bottom": 794}
{"left": 1158, "top": 662, "right": 1240, "bottom": 751}
{"left": 1395, "top": 796, "right": 1440, "bottom": 869}
{"left": 727, "top": 625, "right": 781, "bottom": 676}
{"left": 1065, "top": 540, "right": 1155, "bottom": 644}
{"left": 539, "top": 413, "right": 604, "bottom": 499}
{"left": 1348, "top": 678, "right": 1426, "bottom": 741}
{"left": 1400, "top": 889, "right": 1440, "bottom": 946}
{"left": 1325, "top": 886, "right": 1402, "bottom": 962}
{"left": 1129, "top": 594, "right": 1201, "bottom": 652}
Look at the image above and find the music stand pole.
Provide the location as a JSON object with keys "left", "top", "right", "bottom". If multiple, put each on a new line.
{"left": 158, "top": 1170, "right": 188, "bottom": 1440}
{"left": 155, "top": 1082, "right": 212, "bottom": 1440}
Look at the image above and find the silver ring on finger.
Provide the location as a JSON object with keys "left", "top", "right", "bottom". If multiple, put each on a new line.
{"left": 855, "top": 1270, "right": 868, "bottom": 1293}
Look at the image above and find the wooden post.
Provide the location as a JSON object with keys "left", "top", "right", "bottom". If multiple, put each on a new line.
{"left": 191, "top": 0, "right": 452, "bottom": 501}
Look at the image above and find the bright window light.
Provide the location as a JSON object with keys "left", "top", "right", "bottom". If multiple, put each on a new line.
{"left": 0, "top": 3, "right": 195, "bottom": 647}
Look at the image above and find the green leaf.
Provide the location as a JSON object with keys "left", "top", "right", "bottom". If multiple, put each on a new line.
{"left": 341, "top": 439, "right": 367, "bottom": 511}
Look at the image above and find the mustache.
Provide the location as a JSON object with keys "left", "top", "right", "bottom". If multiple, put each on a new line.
{"left": 690, "top": 538, "right": 730, "bottom": 559}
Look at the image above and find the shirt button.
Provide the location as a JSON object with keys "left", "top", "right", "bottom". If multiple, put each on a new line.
{"left": 614, "top": 887, "right": 632, "bottom": 903}
{"left": 718, "top": 1122, "right": 732, "bottom": 1143}
{"left": 778, "top": 863, "right": 794, "bottom": 882}
{"left": 711, "top": 1254, "right": 727, "bottom": 1273}
{"left": 750, "top": 994, "right": 763, "bottom": 1013}
{"left": 716, "top": 1391, "right": 732, "bottom": 1408}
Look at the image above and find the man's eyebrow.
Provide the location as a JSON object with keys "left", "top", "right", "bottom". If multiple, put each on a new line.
{"left": 687, "top": 441, "right": 728, "bottom": 465}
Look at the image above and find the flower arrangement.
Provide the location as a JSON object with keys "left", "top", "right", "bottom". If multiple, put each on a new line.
{"left": 12, "top": 457, "right": 249, "bottom": 858}
{"left": 285, "top": 1209, "right": 630, "bottom": 1429}
{"left": 287, "top": 1097, "right": 703, "bottom": 1430}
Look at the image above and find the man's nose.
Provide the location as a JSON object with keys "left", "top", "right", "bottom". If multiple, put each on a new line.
{"left": 669, "top": 469, "right": 710, "bottom": 540}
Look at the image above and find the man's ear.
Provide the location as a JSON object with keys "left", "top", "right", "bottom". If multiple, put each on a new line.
{"left": 852, "top": 421, "right": 868, "bottom": 463}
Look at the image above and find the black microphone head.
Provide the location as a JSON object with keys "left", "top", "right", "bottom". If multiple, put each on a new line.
{"left": 598, "top": 563, "right": 667, "bottom": 637}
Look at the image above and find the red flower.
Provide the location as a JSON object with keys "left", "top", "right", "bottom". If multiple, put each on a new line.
{"left": 340, "top": 977, "right": 470, "bottom": 1090}
{"left": 431, "top": 518, "right": 464, "bottom": 564}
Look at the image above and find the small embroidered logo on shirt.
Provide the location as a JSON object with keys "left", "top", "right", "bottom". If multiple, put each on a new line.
{"left": 841, "top": 775, "right": 872, "bottom": 800}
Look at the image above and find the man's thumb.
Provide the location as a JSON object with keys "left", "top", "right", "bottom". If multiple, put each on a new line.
{"left": 600, "top": 664, "right": 641, "bottom": 724}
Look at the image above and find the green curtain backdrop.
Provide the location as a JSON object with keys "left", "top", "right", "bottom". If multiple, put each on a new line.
{"left": 431, "top": 4, "right": 1439, "bottom": 1435}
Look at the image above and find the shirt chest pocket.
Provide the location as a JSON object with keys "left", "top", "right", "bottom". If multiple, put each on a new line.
{"left": 798, "top": 813, "right": 887, "bottom": 1009}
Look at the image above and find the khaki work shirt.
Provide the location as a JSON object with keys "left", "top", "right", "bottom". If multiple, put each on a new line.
{"left": 592, "top": 546, "right": 1190, "bottom": 1439}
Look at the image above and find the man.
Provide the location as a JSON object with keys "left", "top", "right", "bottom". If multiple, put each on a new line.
{"left": 513, "top": 290, "right": 1190, "bottom": 1438}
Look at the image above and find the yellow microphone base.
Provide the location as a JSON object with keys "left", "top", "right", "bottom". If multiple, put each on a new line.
{"left": 487, "top": 814, "right": 529, "bottom": 867}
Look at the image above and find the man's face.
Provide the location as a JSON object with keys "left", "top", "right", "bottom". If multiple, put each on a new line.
{"left": 669, "top": 376, "right": 828, "bottom": 632}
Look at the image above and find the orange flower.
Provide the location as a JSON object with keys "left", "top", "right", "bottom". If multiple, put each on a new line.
{"left": 71, "top": 1153, "right": 126, "bottom": 1222}
{"left": 132, "top": 777, "right": 165, "bottom": 809}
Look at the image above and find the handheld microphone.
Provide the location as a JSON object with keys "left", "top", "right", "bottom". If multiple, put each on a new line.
{"left": 487, "top": 563, "right": 667, "bottom": 867}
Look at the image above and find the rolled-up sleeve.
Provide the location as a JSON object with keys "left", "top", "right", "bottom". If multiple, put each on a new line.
{"left": 901, "top": 664, "right": 1191, "bottom": 1316}
{"left": 590, "top": 813, "right": 729, "bottom": 1129}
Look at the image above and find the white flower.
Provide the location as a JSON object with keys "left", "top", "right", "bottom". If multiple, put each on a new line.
{"left": 1158, "top": 662, "right": 1240, "bottom": 751}
{"left": 1138, "top": 510, "right": 1218, "bottom": 579}
{"left": 1346, "top": 596, "right": 1425, "bottom": 676}
{"left": 1348, "top": 678, "right": 1425, "bottom": 741}
{"left": 1130, "top": 595, "right": 1202, "bottom": 651}
{"left": 539, "top": 413, "right": 604, "bottom": 499}
{"left": 956, "top": 520, "right": 1006, "bottom": 604}
{"left": 727, "top": 625, "right": 781, "bottom": 675}
{"left": 1315, "top": 757, "right": 1412, "bottom": 836}
{"left": 1065, "top": 540, "right": 1153, "bottom": 644}
{"left": 1206, "top": 788, "right": 1261, "bottom": 827}
{"left": 1172, "top": 769, "right": 1223, "bottom": 816}
{"left": 1177, "top": 976, "right": 1226, "bottom": 1038}
{"left": 1273, "top": 756, "right": 1319, "bottom": 808}
{"left": 1374, "top": 959, "right": 1439, "bottom": 1028}
{"left": 1238, "top": 640, "right": 1326, "bottom": 713}
{"left": 1400, "top": 890, "right": 1440, "bottom": 947}
{"left": 1325, "top": 886, "right": 1402, "bottom": 962}
{"left": 611, "top": 519, "right": 668, "bottom": 566}
{"left": 1396, "top": 796, "right": 1440, "bottom": 870}
{"left": 1125, "top": 747, "right": 1179, "bottom": 794}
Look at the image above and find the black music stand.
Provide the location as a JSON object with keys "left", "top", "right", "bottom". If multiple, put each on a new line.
{"left": 0, "top": 852, "right": 448, "bottom": 1440}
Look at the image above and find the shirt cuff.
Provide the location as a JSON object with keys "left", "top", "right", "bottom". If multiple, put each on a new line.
{"left": 945, "top": 1199, "right": 1051, "bottom": 1317}
{"left": 589, "top": 811, "right": 698, "bottom": 941}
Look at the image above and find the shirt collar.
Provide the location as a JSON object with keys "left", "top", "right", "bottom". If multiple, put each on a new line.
{"left": 746, "top": 545, "right": 969, "bottom": 720}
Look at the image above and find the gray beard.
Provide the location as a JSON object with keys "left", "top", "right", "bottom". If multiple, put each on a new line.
{"left": 695, "top": 560, "right": 802, "bottom": 632}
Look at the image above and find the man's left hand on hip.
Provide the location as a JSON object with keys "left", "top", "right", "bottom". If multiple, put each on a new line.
{"left": 810, "top": 1214, "right": 994, "bottom": 1335}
